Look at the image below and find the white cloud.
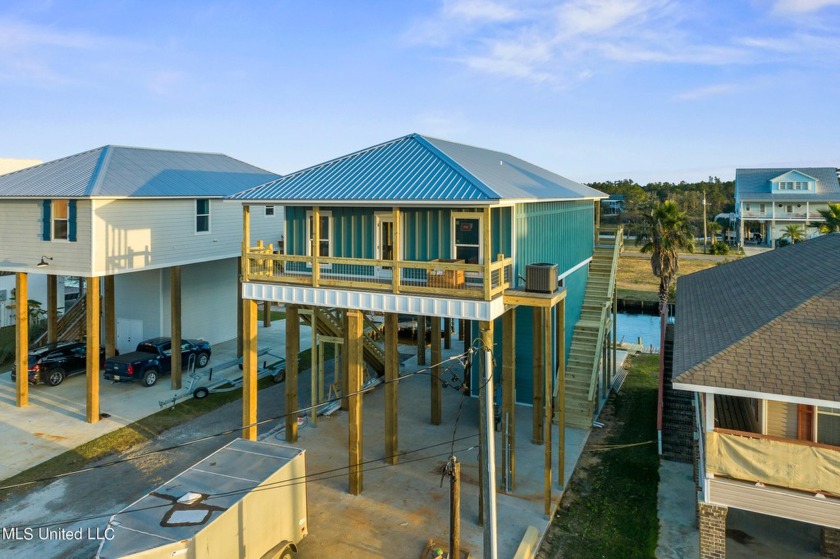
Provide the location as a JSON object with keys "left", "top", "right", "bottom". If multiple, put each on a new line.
{"left": 773, "top": 0, "right": 840, "bottom": 13}
{"left": 408, "top": 0, "right": 840, "bottom": 86}
{"left": 674, "top": 83, "right": 737, "bottom": 101}
{"left": 443, "top": 0, "right": 521, "bottom": 22}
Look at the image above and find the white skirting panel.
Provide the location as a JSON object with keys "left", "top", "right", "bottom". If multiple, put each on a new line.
{"left": 708, "top": 478, "right": 840, "bottom": 529}
{"left": 242, "top": 282, "right": 506, "bottom": 322}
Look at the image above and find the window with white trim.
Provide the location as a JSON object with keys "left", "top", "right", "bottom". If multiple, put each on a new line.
{"left": 305, "top": 210, "right": 332, "bottom": 260}
{"left": 196, "top": 199, "right": 210, "bottom": 233}
{"left": 817, "top": 407, "right": 840, "bottom": 446}
{"left": 452, "top": 213, "right": 482, "bottom": 264}
{"left": 265, "top": 205, "right": 275, "bottom": 217}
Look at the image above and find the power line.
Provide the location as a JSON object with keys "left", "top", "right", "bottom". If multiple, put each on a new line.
{"left": 10, "top": 436, "right": 480, "bottom": 532}
{"left": 0, "top": 348, "right": 477, "bottom": 492}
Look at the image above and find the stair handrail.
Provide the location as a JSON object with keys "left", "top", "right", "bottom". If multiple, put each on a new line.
{"left": 32, "top": 295, "right": 88, "bottom": 347}
{"left": 586, "top": 226, "right": 622, "bottom": 402}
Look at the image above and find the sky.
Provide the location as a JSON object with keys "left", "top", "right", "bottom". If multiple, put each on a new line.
{"left": 1, "top": 0, "right": 839, "bottom": 184}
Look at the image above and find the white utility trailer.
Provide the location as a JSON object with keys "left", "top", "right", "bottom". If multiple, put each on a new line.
{"left": 96, "top": 439, "right": 307, "bottom": 559}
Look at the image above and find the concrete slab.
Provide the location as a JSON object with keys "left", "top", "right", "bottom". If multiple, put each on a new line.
{"left": 656, "top": 461, "right": 823, "bottom": 559}
{"left": 0, "top": 318, "right": 312, "bottom": 480}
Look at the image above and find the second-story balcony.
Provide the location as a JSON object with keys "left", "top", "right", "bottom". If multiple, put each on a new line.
{"left": 706, "top": 428, "right": 840, "bottom": 496}
{"left": 243, "top": 243, "right": 513, "bottom": 301}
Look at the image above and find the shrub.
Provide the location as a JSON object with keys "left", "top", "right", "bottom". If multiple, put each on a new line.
{"left": 708, "top": 241, "right": 729, "bottom": 255}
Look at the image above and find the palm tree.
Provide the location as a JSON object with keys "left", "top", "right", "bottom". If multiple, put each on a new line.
{"left": 636, "top": 201, "right": 694, "bottom": 455}
{"left": 781, "top": 224, "right": 805, "bottom": 244}
{"left": 818, "top": 203, "right": 840, "bottom": 233}
{"left": 707, "top": 221, "right": 721, "bottom": 244}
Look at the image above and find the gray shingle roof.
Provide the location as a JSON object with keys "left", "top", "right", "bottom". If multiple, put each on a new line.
{"left": 674, "top": 233, "right": 840, "bottom": 402}
{"left": 0, "top": 146, "right": 278, "bottom": 198}
{"left": 736, "top": 167, "right": 840, "bottom": 202}
{"left": 230, "top": 133, "right": 605, "bottom": 203}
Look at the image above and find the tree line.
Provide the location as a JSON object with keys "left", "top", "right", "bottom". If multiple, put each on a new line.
{"left": 588, "top": 177, "right": 735, "bottom": 236}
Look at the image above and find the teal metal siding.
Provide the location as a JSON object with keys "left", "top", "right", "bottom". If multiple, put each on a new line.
{"left": 469, "top": 200, "right": 593, "bottom": 403}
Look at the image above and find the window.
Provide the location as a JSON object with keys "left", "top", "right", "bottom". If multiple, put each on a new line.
{"left": 745, "top": 203, "right": 751, "bottom": 212}
{"left": 759, "top": 203, "right": 766, "bottom": 213}
{"left": 265, "top": 205, "right": 275, "bottom": 217}
{"left": 452, "top": 213, "right": 482, "bottom": 264}
{"left": 817, "top": 408, "right": 840, "bottom": 447}
{"left": 196, "top": 199, "right": 210, "bottom": 233}
{"left": 42, "top": 200, "right": 76, "bottom": 242}
{"left": 53, "top": 200, "right": 69, "bottom": 240}
{"left": 786, "top": 205, "right": 793, "bottom": 213}
{"left": 305, "top": 210, "right": 332, "bottom": 260}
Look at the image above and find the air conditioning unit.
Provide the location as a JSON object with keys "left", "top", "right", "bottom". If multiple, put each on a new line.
{"left": 525, "top": 263, "right": 558, "bottom": 293}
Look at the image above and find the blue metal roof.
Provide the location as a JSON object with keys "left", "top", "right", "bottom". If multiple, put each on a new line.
{"left": 231, "top": 133, "right": 604, "bottom": 203}
{"left": 736, "top": 167, "right": 840, "bottom": 202}
{"left": 0, "top": 146, "right": 278, "bottom": 198}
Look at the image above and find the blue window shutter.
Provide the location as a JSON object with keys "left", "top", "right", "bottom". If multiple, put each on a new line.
{"left": 42, "top": 200, "right": 51, "bottom": 241}
{"left": 68, "top": 200, "right": 77, "bottom": 242}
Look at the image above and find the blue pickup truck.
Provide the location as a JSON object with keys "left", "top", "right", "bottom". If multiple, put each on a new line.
{"left": 104, "top": 337, "right": 212, "bottom": 387}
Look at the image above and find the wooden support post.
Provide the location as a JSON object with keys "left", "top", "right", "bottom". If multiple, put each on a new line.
{"left": 502, "top": 308, "right": 516, "bottom": 491}
{"left": 170, "top": 266, "right": 182, "bottom": 390}
{"left": 341, "top": 309, "right": 350, "bottom": 411}
{"left": 544, "top": 306, "right": 553, "bottom": 516}
{"left": 242, "top": 298, "right": 258, "bottom": 440}
{"left": 237, "top": 258, "right": 243, "bottom": 358}
{"left": 393, "top": 207, "right": 401, "bottom": 294}
{"left": 86, "top": 277, "right": 100, "bottom": 423}
{"left": 595, "top": 200, "right": 601, "bottom": 244}
{"left": 483, "top": 206, "right": 492, "bottom": 301}
{"left": 444, "top": 317, "right": 452, "bottom": 349}
{"left": 462, "top": 319, "right": 471, "bottom": 351}
{"left": 533, "top": 309, "right": 544, "bottom": 444}
{"left": 286, "top": 305, "right": 300, "bottom": 442}
{"left": 458, "top": 318, "right": 464, "bottom": 341}
{"left": 416, "top": 315, "right": 426, "bottom": 365}
{"left": 612, "top": 291, "right": 618, "bottom": 385}
{"left": 347, "top": 309, "right": 364, "bottom": 495}
{"left": 263, "top": 301, "right": 271, "bottom": 327}
{"left": 385, "top": 313, "right": 399, "bottom": 464}
{"left": 312, "top": 206, "right": 321, "bottom": 288}
{"left": 46, "top": 274, "right": 57, "bottom": 344}
{"left": 15, "top": 272, "right": 28, "bottom": 408}
{"left": 431, "top": 316, "right": 442, "bottom": 425}
{"left": 556, "top": 300, "right": 566, "bottom": 488}
{"left": 104, "top": 276, "right": 116, "bottom": 359}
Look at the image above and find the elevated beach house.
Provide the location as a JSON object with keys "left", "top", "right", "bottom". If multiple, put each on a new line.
{"left": 673, "top": 234, "right": 840, "bottom": 559}
{"left": 231, "top": 133, "right": 621, "bottom": 506}
{"left": 0, "top": 146, "right": 278, "bottom": 422}
{"left": 735, "top": 167, "right": 840, "bottom": 247}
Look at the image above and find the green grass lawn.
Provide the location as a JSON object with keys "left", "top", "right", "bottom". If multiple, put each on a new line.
{"left": 542, "top": 353, "right": 660, "bottom": 558}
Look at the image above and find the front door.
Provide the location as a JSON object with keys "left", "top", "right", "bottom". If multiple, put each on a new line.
{"left": 375, "top": 214, "right": 395, "bottom": 279}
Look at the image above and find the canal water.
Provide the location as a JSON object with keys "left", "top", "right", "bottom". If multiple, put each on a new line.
{"left": 615, "top": 311, "right": 663, "bottom": 350}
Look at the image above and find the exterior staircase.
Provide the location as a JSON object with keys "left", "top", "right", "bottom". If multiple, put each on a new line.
{"left": 565, "top": 227, "right": 622, "bottom": 428}
{"left": 33, "top": 295, "right": 87, "bottom": 347}
{"left": 661, "top": 324, "right": 695, "bottom": 463}
{"left": 299, "top": 307, "right": 387, "bottom": 376}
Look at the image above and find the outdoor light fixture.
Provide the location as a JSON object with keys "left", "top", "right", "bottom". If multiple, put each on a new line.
{"left": 36, "top": 256, "right": 53, "bottom": 268}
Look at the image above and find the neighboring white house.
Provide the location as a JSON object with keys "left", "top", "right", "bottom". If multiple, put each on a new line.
{"left": 0, "top": 146, "right": 281, "bottom": 350}
{"left": 735, "top": 167, "right": 840, "bottom": 247}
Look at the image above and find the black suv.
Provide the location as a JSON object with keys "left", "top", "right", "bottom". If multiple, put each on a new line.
{"left": 11, "top": 342, "right": 110, "bottom": 386}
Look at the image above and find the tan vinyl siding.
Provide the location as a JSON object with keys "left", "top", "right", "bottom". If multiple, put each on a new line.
{"left": 709, "top": 478, "right": 840, "bottom": 529}
{"left": 0, "top": 199, "right": 92, "bottom": 275}
{"left": 766, "top": 400, "right": 797, "bottom": 439}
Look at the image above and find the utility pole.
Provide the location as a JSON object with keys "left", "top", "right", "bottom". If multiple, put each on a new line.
{"left": 449, "top": 456, "right": 461, "bottom": 559}
{"left": 703, "top": 190, "right": 708, "bottom": 254}
{"left": 480, "top": 325, "right": 498, "bottom": 559}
